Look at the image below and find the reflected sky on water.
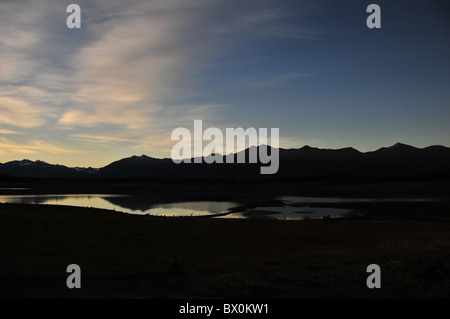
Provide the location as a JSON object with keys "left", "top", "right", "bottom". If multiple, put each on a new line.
{"left": 0, "top": 194, "right": 440, "bottom": 220}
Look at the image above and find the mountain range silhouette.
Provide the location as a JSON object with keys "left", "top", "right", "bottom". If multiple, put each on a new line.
{"left": 1, "top": 143, "right": 449, "bottom": 179}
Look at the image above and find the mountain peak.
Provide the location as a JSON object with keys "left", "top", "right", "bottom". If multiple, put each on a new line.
{"left": 388, "top": 142, "right": 416, "bottom": 150}
{"left": 8, "top": 159, "right": 37, "bottom": 166}
{"left": 368, "top": 142, "right": 420, "bottom": 158}
{"left": 130, "top": 154, "right": 150, "bottom": 159}
{"left": 298, "top": 145, "right": 321, "bottom": 152}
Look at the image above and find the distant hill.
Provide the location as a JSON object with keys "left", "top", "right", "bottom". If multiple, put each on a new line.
{"left": 280, "top": 145, "right": 362, "bottom": 160}
{"left": 0, "top": 159, "right": 98, "bottom": 178}
{"left": 1, "top": 143, "right": 450, "bottom": 179}
{"left": 94, "top": 143, "right": 450, "bottom": 180}
{"left": 96, "top": 155, "right": 174, "bottom": 179}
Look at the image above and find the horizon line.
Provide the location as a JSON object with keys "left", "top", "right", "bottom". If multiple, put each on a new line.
{"left": 1, "top": 142, "right": 449, "bottom": 169}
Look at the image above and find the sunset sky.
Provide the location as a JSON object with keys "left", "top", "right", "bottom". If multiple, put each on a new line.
{"left": 1, "top": 0, "right": 449, "bottom": 167}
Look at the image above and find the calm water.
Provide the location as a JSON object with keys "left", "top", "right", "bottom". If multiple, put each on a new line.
{"left": 0, "top": 194, "right": 237, "bottom": 217}
{"left": 0, "top": 194, "right": 439, "bottom": 220}
{"left": 223, "top": 206, "right": 355, "bottom": 220}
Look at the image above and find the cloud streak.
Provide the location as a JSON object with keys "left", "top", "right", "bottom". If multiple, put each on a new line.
{"left": 0, "top": 96, "right": 47, "bottom": 128}
{"left": 0, "top": 129, "right": 22, "bottom": 135}
{"left": 71, "top": 134, "right": 135, "bottom": 145}
{"left": 0, "top": 137, "right": 80, "bottom": 155}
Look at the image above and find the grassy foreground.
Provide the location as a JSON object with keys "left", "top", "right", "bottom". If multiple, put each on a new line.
{"left": 1, "top": 203, "right": 449, "bottom": 298}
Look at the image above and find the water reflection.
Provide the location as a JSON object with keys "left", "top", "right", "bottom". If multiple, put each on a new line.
{"left": 0, "top": 194, "right": 438, "bottom": 220}
{"left": 0, "top": 194, "right": 238, "bottom": 217}
{"left": 246, "top": 206, "right": 352, "bottom": 220}
{"left": 279, "top": 196, "right": 437, "bottom": 204}
{"left": 223, "top": 205, "right": 355, "bottom": 220}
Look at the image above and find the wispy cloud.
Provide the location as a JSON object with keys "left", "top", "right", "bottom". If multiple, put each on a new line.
{"left": 0, "top": 137, "right": 80, "bottom": 155}
{"left": 0, "top": 96, "right": 47, "bottom": 128}
{"left": 0, "top": 129, "right": 21, "bottom": 135}
{"left": 71, "top": 134, "right": 135, "bottom": 145}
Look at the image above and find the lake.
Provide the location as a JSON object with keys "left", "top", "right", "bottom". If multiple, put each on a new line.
{"left": 0, "top": 194, "right": 237, "bottom": 217}
{"left": 0, "top": 194, "right": 440, "bottom": 220}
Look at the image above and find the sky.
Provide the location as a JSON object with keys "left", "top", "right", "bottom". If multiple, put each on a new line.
{"left": 1, "top": 0, "right": 449, "bottom": 167}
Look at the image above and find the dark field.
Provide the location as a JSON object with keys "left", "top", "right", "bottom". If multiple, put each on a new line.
{"left": 1, "top": 198, "right": 450, "bottom": 299}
